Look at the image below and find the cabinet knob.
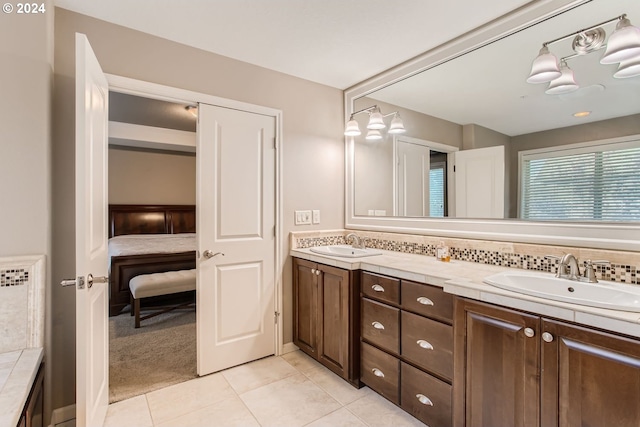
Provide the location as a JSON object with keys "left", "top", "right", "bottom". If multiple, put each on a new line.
{"left": 372, "top": 368, "right": 385, "bottom": 378}
{"left": 524, "top": 327, "right": 535, "bottom": 338}
{"left": 417, "top": 296, "right": 434, "bottom": 306}
{"left": 371, "top": 284, "right": 385, "bottom": 292}
{"left": 372, "top": 321, "right": 385, "bottom": 330}
{"left": 417, "top": 339, "right": 434, "bottom": 350}
{"left": 416, "top": 394, "right": 434, "bottom": 406}
{"left": 311, "top": 268, "right": 316, "bottom": 274}
{"left": 542, "top": 332, "right": 554, "bottom": 343}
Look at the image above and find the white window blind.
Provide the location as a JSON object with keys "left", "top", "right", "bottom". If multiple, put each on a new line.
{"left": 520, "top": 139, "right": 640, "bottom": 221}
{"left": 429, "top": 165, "right": 445, "bottom": 217}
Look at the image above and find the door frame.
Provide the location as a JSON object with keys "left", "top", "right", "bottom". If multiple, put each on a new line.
{"left": 105, "top": 74, "right": 285, "bottom": 355}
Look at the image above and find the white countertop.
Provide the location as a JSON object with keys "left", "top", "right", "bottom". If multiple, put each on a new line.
{"left": 0, "top": 348, "right": 43, "bottom": 427}
{"left": 291, "top": 248, "right": 640, "bottom": 338}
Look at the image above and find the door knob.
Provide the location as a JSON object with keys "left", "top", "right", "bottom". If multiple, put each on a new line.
{"left": 203, "top": 250, "right": 224, "bottom": 259}
{"left": 87, "top": 273, "right": 108, "bottom": 289}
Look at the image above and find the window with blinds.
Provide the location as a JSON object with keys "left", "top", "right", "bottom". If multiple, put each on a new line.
{"left": 520, "top": 139, "right": 640, "bottom": 221}
{"left": 429, "top": 165, "right": 445, "bottom": 217}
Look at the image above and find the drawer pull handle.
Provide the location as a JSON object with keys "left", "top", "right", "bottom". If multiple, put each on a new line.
{"left": 416, "top": 394, "right": 434, "bottom": 406}
{"left": 372, "top": 368, "right": 385, "bottom": 378}
{"left": 417, "top": 297, "right": 434, "bottom": 306}
{"left": 372, "top": 321, "right": 385, "bottom": 330}
{"left": 372, "top": 284, "right": 385, "bottom": 292}
{"left": 417, "top": 339, "right": 434, "bottom": 350}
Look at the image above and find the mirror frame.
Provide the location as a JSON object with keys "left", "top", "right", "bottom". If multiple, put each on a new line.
{"left": 344, "top": 0, "right": 640, "bottom": 252}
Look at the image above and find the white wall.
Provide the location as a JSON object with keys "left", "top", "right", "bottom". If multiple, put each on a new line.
{"left": 52, "top": 7, "right": 345, "bottom": 412}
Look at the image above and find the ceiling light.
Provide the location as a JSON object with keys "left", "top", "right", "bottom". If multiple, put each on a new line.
{"left": 185, "top": 105, "right": 198, "bottom": 117}
{"left": 344, "top": 118, "right": 361, "bottom": 136}
{"left": 573, "top": 111, "right": 591, "bottom": 118}
{"left": 613, "top": 56, "right": 640, "bottom": 78}
{"left": 600, "top": 16, "right": 640, "bottom": 64}
{"left": 545, "top": 61, "right": 579, "bottom": 95}
{"left": 365, "top": 130, "right": 383, "bottom": 141}
{"left": 526, "top": 46, "right": 561, "bottom": 84}
{"left": 367, "top": 107, "right": 386, "bottom": 130}
{"left": 387, "top": 114, "right": 406, "bottom": 134}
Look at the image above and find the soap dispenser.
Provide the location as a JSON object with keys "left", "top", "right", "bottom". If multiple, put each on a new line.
{"left": 436, "top": 241, "right": 450, "bottom": 262}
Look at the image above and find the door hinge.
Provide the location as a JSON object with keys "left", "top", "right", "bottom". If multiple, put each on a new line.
{"left": 274, "top": 311, "right": 280, "bottom": 324}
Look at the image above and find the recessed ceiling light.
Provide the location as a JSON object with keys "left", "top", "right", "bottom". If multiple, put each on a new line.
{"left": 573, "top": 111, "right": 591, "bottom": 118}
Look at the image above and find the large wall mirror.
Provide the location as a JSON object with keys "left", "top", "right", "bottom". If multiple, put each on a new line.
{"left": 345, "top": 0, "right": 640, "bottom": 250}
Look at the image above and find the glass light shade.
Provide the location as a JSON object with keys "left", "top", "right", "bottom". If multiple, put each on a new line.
{"left": 344, "top": 119, "right": 361, "bottom": 136}
{"left": 367, "top": 108, "right": 386, "bottom": 129}
{"left": 527, "top": 46, "right": 561, "bottom": 84}
{"left": 600, "top": 18, "right": 640, "bottom": 64}
{"left": 365, "top": 129, "right": 383, "bottom": 140}
{"left": 545, "top": 62, "right": 579, "bottom": 95}
{"left": 613, "top": 55, "right": 640, "bottom": 78}
{"left": 387, "top": 115, "right": 406, "bottom": 134}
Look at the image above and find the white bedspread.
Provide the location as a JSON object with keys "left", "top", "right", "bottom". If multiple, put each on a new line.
{"left": 108, "top": 233, "right": 196, "bottom": 259}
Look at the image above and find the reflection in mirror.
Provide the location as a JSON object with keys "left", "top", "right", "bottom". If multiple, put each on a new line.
{"left": 351, "top": 0, "right": 640, "bottom": 221}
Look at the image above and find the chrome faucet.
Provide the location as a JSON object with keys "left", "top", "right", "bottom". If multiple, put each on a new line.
{"left": 559, "top": 253, "right": 581, "bottom": 280}
{"left": 345, "top": 233, "right": 366, "bottom": 249}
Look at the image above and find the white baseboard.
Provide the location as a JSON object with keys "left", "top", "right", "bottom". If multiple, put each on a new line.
{"left": 282, "top": 342, "right": 299, "bottom": 354}
{"left": 49, "top": 404, "right": 75, "bottom": 427}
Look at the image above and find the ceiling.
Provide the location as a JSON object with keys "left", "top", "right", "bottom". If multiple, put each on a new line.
{"left": 53, "top": 0, "right": 532, "bottom": 89}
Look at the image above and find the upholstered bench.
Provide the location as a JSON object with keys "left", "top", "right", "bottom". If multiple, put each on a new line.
{"left": 129, "top": 269, "right": 196, "bottom": 328}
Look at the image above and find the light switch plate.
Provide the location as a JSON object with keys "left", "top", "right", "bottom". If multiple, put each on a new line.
{"left": 295, "top": 210, "right": 312, "bottom": 225}
{"left": 312, "top": 210, "right": 320, "bottom": 224}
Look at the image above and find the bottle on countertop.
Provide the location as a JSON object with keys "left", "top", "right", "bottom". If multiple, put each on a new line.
{"left": 436, "top": 241, "right": 451, "bottom": 262}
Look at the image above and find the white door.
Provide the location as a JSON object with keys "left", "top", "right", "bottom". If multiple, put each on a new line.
{"left": 74, "top": 33, "right": 109, "bottom": 427}
{"left": 396, "top": 140, "right": 430, "bottom": 216}
{"left": 454, "top": 145, "right": 505, "bottom": 218}
{"left": 197, "top": 103, "right": 276, "bottom": 375}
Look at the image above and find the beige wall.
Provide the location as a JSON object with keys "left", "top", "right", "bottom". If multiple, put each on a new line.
{"left": 108, "top": 148, "right": 196, "bottom": 204}
{"left": 52, "top": 8, "right": 344, "bottom": 412}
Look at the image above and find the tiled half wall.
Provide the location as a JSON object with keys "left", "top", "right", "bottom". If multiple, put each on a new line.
{"left": 291, "top": 230, "right": 639, "bottom": 285}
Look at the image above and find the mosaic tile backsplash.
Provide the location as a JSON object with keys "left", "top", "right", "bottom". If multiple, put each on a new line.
{"left": 294, "top": 232, "right": 638, "bottom": 285}
{"left": 0, "top": 269, "right": 29, "bottom": 287}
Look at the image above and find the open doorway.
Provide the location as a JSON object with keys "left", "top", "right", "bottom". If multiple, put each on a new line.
{"left": 107, "top": 92, "right": 198, "bottom": 403}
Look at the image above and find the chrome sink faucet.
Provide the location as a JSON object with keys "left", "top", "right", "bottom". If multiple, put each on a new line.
{"left": 559, "top": 253, "right": 581, "bottom": 280}
{"left": 345, "top": 233, "right": 367, "bottom": 249}
{"left": 546, "top": 254, "right": 609, "bottom": 283}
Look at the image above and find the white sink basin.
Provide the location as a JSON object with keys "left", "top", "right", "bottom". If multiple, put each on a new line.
{"left": 309, "top": 245, "right": 382, "bottom": 258}
{"left": 484, "top": 271, "right": 640, "bottom": 312}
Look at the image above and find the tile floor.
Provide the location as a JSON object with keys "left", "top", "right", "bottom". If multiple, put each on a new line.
{"left": 104, "top": 350, "right": 427, "bottom": 427}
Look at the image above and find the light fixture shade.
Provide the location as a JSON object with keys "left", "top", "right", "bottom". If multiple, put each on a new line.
{"left": 600, "top": 17, "right": 640, "bottom": 64}
{"left": 545, "top": 61, "right": 579, "bottom": 95}
{"left": 527, "top": 46, "right": 561, "bottom": 84}
{"left": 367, "top": 108, "right": 386, "bottom": 129}
{"left": 387, "top": 115, "right": 406, "bottom": 134}
{"left": 344, "top": 119, "right": 361, "bottom": 136}
{"left": 613, "top": 55, "right": 640, "bottom": 78}
{"left": 365, "top": 129, "right": 383, "bottom": 141}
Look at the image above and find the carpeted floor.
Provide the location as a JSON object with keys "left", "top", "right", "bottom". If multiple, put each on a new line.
{"left": 109, "top": 308, "right": 197, "bottom": 403}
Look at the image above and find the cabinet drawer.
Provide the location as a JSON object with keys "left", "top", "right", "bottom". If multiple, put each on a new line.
{"left": 361, "top": 342, "right": 400, "bottom": 405}
{"left": 401, "top": 362, "right": 452, "bottom": 427}
{"left": 362, "top": 298, "right": 400, "bottom": 354}
{"left": 361, "top": 272, "right": 400, "bottom": 305}
{"left": 401, "top": 280, "right": 453, "bottom": 324}
{"left": 401, "top": 311, "right": 453, "bottom": 381}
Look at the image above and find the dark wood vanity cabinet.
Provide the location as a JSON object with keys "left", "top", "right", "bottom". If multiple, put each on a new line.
{"left": 360, "top": 272, "right": 454, "bottom": 427}
{"left": 292, "top": 258, "right": 360, "bottom": 386}
{"left": 454, "top": 298, "right": 640, "bottom": 427}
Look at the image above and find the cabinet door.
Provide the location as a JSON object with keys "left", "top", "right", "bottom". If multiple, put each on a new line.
{"left": 317, "top": 265, "right": 350, "bottom": 378}
{"left": 293, "top": 258, "right": 318, "bottom": 356}
{"left": 454, "top": 298, "right": 540, "bottom": 427}
{"left": 541, "top": 319, "right": 640, "bottom": 427}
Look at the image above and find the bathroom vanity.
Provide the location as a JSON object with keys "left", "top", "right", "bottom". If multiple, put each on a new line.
{"left": 291, "top": 247, "right": 640, "bottom": 427}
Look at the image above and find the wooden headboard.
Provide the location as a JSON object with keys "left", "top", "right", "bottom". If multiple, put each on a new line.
{"left": 109, "top": 204, "right": 196, "bottom": 237}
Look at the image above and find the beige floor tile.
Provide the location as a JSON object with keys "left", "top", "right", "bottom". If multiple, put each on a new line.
{"left": 222, "top": 355, "right": 298, "bottom": 394}
{"left": 240, "top": 373, "right": 340, "bottom": 427}
{"left": 305, "top": 407, "right": 367, "bottom": 427}
{"left": 303, "top": 365, "right": 372, "bottom": 405}
{"left": 155, "top": 395, "right": 260, "bottom": 427}
{"left": 104, "top": 395, "right": 153, "bottom": 427}
{"left": 146, "top": 372, "right": 235, "bottom": 425}
{"left": 281, "top": 350, "right": 323, "bottom": 373}
{"left": 346, "top": 391, "right": 426, "bottom": 427}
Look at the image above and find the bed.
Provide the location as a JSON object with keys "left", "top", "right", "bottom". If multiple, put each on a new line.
{"left": 108, "top": 204, "right": 197, "bottom": 316}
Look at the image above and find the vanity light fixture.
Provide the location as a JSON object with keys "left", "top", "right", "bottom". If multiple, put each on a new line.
{"left": 343, "top": 104, "right": 406, "bottom": 137}
{"left": 527, "top": 14, "right": 640, "bottom": 93}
